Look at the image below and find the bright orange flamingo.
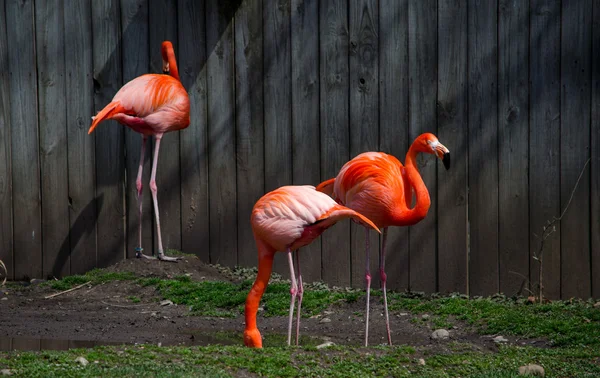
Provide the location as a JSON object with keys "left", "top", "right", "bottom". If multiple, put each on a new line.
{"left": 88, "top": 41, "right": 190, "bottom": 262}
{"left": 316, "top": 133, "right": 450, "bottom": 346}
{"left": 244, "top": 185, "right": 380, "bottom": 348}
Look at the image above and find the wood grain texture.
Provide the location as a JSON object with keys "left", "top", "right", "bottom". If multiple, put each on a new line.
{"left": 437, "top": 0, "right": 468, "bottom": 294}
{"left": 121, "top": 0, "right": 152, "bottom": 259}
{"left": 0, "top": 3, "right": 13, "bottom": 280}
{"left": 206, "top": 0, "right": 237, "bottom": 266}
{"left": 349, "top": 0, "right": 379, "bottom": 288}
{"left": 529, "top": 0, "right": 561, "bottom": 299}
{"left": 498, "top": 0, "right": 529, "bottom": 296}
{"left": 36, "top": 1, "right": 70, "bottom": 278}
{"left": 64, "top": 0, "right": 97, "bottom": 275}
{"left": 408, "top": 0, "right": 437, "bottom": 293}
{"left": 149, "top": 0, "right": 181, "bottom": 253}
{"left": 235, "top": 0, "right": 264, "bottom": 268}
{"left": 291, "top": 0, "right": 321, "bottom": 283}
{"left": 560, "top": 0, "right": 592, "bottom": 299}
{"left": 319, "top": 0, "right": 351, "bottom": 287}
{"left": 91, "top": 0, "right": 125, "bottom": 268}
{"left": 467, "top": 0, "right": 499, "bottom": 296}
{"left": 6, "top": 0, "right": 42, "bottom": 279}
{"left": 178, "top": 0, "right": 210, "bottom": 260}
{"left": 592, "top": 0, "right": 600, "bottom": 298}
{"left": 379, "top": 0, "right": 409, "bottom": 291}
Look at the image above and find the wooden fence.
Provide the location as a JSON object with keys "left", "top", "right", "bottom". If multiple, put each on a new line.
{"left": 0, "top": 0, "right": 598, "bottom": 299}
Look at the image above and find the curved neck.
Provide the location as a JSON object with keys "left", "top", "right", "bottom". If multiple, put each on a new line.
{"left": 162, "top": 47, "right": 180, "bottom": 81}
{"left": 395, "top": 146, "right": 430, "bottom": 224}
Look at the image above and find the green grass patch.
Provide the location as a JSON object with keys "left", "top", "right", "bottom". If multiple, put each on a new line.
{"left": 48, "top": 270, "right": 138, "bottom": 291}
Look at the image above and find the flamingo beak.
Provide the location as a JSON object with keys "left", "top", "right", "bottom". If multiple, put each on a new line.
{"left": 434, "top": 143, "right": 450, "bottom": 170}
{"left": 162, "top": 60, "right": 169, "bottom": 75}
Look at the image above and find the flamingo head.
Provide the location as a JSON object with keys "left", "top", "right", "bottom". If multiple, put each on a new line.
{"left": 416, "top": 133, "right": 451, "bottom": 170}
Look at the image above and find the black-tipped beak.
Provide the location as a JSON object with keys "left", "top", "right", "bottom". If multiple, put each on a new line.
{"left": 442, "top": 152, "right": 451, "bottom": 170}
{"left": 163, "top": 69, "right": 170, "bottom": 75}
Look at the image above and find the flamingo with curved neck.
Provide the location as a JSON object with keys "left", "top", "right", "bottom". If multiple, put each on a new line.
{"left": 316, "top": 133, "right": 450, "bottom": 346}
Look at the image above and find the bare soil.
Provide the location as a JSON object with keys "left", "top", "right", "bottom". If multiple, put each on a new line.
{"left": 0, "top": 257, "right": 546, "bottom": 352}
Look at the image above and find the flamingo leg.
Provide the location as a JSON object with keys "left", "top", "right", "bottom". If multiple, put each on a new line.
{"left": 135, "top": 136, "right": 155, "bottom": 260}
{"left": 295, "top": 250, "right": 304, "bottom": 346}
{"left": 149, "top": 134, "right": 180, "bottom": 262}
{"left": 380, "top": 227, "right": 392, "bottom": 345}
{"left": 364, "top": 227, "right": 372, "bottom": 347}
{"left": 286, "top": 247, "right": 298, "bottom": 346}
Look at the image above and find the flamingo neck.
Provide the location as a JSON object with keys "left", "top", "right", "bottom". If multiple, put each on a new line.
{"left": 395, "top": 146, "right": 430, "bottom": 224}
{"left": 163, "top": 48, "right": 180, "bottom": 81}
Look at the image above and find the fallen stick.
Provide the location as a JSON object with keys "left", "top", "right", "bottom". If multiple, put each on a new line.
{"left": 45, "top": 281, "right": 92, "bottom": 299}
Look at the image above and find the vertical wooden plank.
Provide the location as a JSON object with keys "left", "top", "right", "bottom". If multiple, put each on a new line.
{"left": 65, "top": 0, "right": 97, "bottom": 275}
{"left": 92, "top": 0, "right": 125, "bottom": 268}
{"left": 36, "top": 1, "right": 69, "bottom": 278}
{"left": 6, "top": 0, "right": 42, "bottom": 279}
{"left": 178, "top": 0, "right": 210, "bottom": 260}
{"left": 498, "top": 0, "right": 529, "bottom": 296}
{"left": 467, "top": 0, "right": 499, "bottom": 296}
{"left": 349, "top": 0, "right": 379, "bottom": 287}
{"left": 560, "top": 0, "right": 592, "bottom": 299}
{"left": 529, "top": 0, "right": 561, "bottom": 300}
{"left": 0, "top": 4, "right": 14, "bottom": 280}
{"left": 379, "top": 0, "right": 409, "bottom": 291}
{"left": 206, "top": 0, "right": 237, "bottom": 266}
{"left": 320, "top": 0, "right": 350, "bottom": 287}
{"left": 437, "top": 0, "right": 468, "bottom": 294}
{"left": 291, "top": 0, "right": 321, "bottom": 283}
{"left": 0, "top": 338, "right": 12, "bottom": 351}
{"left": 592, "top": 0, "right": 600, "bottom": 298}
{"left": 408, "top": 0, "right": 437, "bottom": 293}
{"left": 121, "top": 0, "right": 152, "bottom": 259}
{"left": 149, "top": 0, "right": 181, "bottom": 253}
{"left": 235, "top": 0, "right": 264, "bottom": 268}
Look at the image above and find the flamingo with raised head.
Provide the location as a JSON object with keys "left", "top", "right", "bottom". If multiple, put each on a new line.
{"left": 244, "top": 185, "right": 380, "bottom": 348}
{"left": 88, "top": 41, "right": 190, "bottom": 262}
{"left": 316, "top": 133, "right": 450, "bottom": 346}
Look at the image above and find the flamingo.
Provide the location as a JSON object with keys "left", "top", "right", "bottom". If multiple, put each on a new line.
{"left": 244, "top": 185, "right": 381, "bottom": 348}
{"left": 88, "top": 41, "right": 190, "bottom": 262}
{"left": 316, "top": 133, "right": 450, "bottom": 346}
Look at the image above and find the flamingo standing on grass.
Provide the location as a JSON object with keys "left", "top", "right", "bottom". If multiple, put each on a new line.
{"left": 244, "top": 185, "right": 380, "bottom": 348}
{"left": 316, "top": 133, "right": 450, "bottom": 346}
{"left": 88, "top": 41, "right": 190, "bottom": 262}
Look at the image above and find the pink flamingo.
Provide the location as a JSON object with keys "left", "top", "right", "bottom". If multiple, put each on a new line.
{"left": 88, "top": 41, "right": 190, "bottom": 262}
{"left": 244, "top": 185, "right": 381, "bottom": 348}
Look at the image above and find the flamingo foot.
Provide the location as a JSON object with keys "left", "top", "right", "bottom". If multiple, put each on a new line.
{"left": 135, "top": 248, "right": 156, "bottom": 260}
{"left": 157, "top": 251, "right": 182, "bottom": 262}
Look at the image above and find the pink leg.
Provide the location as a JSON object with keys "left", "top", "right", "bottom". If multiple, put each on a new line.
{"left": 135, "top": 136, "right": 155, "bottom": 259}
{"left": 364, "top": 227, "right": 372, "bottom": 347}
{"left": 286, "top": 248, "right": 298, "bottom": 346}
{"left": 149, "top": 134, "right": 180, "bottom": 262}
{"left": 295, "top": 250, "right": 304, "bottom": 346}
{"left": 380, "top": 227, "right": 392, "bottom": 345}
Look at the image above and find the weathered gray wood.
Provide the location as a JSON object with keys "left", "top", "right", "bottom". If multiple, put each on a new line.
{"left": 0, "top": 3, "right": 13, "bottom": 280}
{"left": 592, "top": 0, "right": 600, "bottom": 298}
{"left": 64, "top": 0, "right": 97, "bottom": 275}
{"left": 206, "top": 0, "right": 237, "bottom": 266}
{"left": 36, "top": 1, "right": 70, "bottom": 278}
{"left": 467, "top": 0, "right": 499, "bottom": 296}
{"left": 291, "top": 0, "right": 321, "bottom": 283}
{"left": 560, "top": 0, "right": 592, "bottom": 299}
{"left": 149, "top": 0, "right": 181, "bottom": 253}
{"left": 178, "top": 0, "right": 210, "bottom": 261}
{"left": 320, "top": 0, "right": 351, "bottom": 287}
{"left": 349, "top": 0, "right": 379, "bottom": 288}
{"left": 437, "top": 0, "right": 468, "bottom": 294}
{"left": 121, "top": 0, "right": 152, "bottom": 259}
{"left": 6, "top": 0, "right": 42, "bottom": 279}
{"left": 235, "top": 0, "right": 264, "bottom": 268}
{"left": 498, "top": 0, "right": 529, "bottom": 296}
{"left": 91, "top": 0, "right": 125, "bottom": 268}
{"left": 408, "top": 0, "right": 437, "bottom": 293}
{"left": 379, "top": 0, "right": 409, "bottom": 291}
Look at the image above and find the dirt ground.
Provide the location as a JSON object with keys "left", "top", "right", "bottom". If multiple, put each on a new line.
{"left": 0, "top": 257, "right": 546, "bottom": 352}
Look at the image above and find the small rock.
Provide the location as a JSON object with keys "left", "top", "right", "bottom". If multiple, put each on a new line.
{"left": 1, "top": 298, "right": 7, "bottom": 301}
{"left": 323, "top": 310, "right": 334, "bottom": 315}
{"left": 75, "top": 356, "right": 89, "bottom": 366}
{"left": 320, "top": 317, "right": 331, "bottom": 324}
{"left": 316, "top": 341, "right": 335, "bottom": 349}
{"left": 493, "top": 335, "right": 508, "bottom": 343}
{"left": 30, "top": 278, "right": 45, "bottom": 285}
{"left": 421, "top": 314, "right": 430, "bottom": 320}
{"left": 399, "top": 312, "right": 408, "bottom": 316}
{"left": 160, "top": 300, "right": 173, "bottom": 306}
{"left": 594, "top": 301, "right": 600, "bottom": 308}
{"left": 430, "top": 329, "right": 450, "bottom": 340}
{"left": 1, "top": 369, "right": 11, "bottom": 376}
{"left": 417, "top": 358, "right": 426, "bottom": 366}
{"left": 518, "top": 364, "right": 545, "bottom": 376}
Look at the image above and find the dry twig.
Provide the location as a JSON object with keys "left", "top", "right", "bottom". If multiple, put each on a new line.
{"left": 0, "top": 259, "right": 6, "bottom": 286}
{"left": 44, "top": 281, "right": 92, "bottom": 299}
